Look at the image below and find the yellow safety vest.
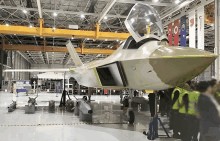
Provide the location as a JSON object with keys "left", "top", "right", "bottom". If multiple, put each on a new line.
{"left": 193, "top": 91, "right": 201, "bottom": 118}
{"left": 172, "top": 88, "right": 184, "bottom": 110}
{"left": 178, "top": 91, "right": 188, "bottom": 114}
{"left": 171, "top": 87, "right": 181, "bottom": 100}
{"left": 179, "top": 91, "right": 200, "bottom": 115}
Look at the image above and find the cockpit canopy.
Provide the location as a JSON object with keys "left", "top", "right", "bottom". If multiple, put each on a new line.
{"left": 124, "top": 3, "right": 165, "bottom": 42}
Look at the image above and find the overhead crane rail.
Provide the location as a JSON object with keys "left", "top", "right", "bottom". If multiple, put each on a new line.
{"left": 0, "top": 23, "right": 130, "bottom": 40}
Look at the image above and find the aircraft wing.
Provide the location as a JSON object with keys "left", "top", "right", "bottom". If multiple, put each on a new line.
{"left": 66, "top": 40, "right": 83, "bottom": 66}
{"left": 4, "top": 69, "right": 71, "bottom": 72}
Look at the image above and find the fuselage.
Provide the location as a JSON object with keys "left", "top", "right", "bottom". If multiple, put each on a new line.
{"left": 67, "top": 35, "right": 217, "bottom": 90}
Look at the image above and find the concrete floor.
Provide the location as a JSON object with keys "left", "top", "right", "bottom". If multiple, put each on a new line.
{"left": 0, "top": 91, "right": 180, "bottom": 141}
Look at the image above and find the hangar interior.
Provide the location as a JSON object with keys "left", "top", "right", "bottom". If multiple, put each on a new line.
{"left": 0, "top": 0, "right": 219, "bottom": 140}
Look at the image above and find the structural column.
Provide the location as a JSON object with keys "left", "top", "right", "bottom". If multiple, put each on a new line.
{"left": 215, "top": 0, "right": 220, "bottom": 81}
{"left": 77, "top": 84, "right": 80, "bottom": 95}
{"left": 0, "top": 49, "right": 3, "bottom": 90}
{"left": 7, "top": 51, "right": 12, "bottom": 91}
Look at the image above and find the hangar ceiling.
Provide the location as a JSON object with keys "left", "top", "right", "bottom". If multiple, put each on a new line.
{"left": 0, "top": 0, "right": 215, "bottom": 65}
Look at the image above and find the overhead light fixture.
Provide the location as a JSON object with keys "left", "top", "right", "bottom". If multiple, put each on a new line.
{"left": 81, "top": 14, "right": 85, "bottom": 18}
{"left": 53, "top": 13, "right": 57, "bottom": 17}
{"left": 154, "top": 0, "right": 159, "bottom": 2}
{"left": 23, "top": 9, "right": 27, "bottom": 14}
{"left": 104, "top": 16, "right": 107, "bottom": 20}
{"left": 175, "top": 0, "right": 180, "bottom": 4}
{"left": 105, "top": 39, "right": 107, "bottom": 41}
{"left": 116, "top": 39, "right": 119, "bottom": 42}
{"left": 146, "top": 18, "right": 150, "bottom": 22}
{"left": 133, "top": 8, "right": 136, "bottom": 11}
{"left": 5, "top": 23, "right": 9, "bottom": 27}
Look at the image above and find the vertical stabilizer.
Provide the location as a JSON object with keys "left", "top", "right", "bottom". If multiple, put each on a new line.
{"left": 66, "top": 40, "right": 83, "bottom": 66}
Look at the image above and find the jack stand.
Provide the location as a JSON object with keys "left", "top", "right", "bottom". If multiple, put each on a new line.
{"left": 143, "top": 116, "right": 170, "bottom": 140}
{"left": 143, "top": 91, "right": 170, "bottom": 140}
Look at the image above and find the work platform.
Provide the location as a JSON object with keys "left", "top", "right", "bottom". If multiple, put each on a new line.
{"left": 0, "top": 91, "right": 181, "bottom": 141}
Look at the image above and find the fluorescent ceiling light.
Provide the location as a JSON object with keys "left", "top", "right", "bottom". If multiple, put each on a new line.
{"left": 81, "top": 14, "right": 85, "bottom": 18}
{"left": 175, "top": 0, "right": 180, "bottom": 4}
{"left": 23, "top": 9, "right": 27, "bottom": 14}
{"left": 53, "top": 13, "right": 57, "bottom": 17}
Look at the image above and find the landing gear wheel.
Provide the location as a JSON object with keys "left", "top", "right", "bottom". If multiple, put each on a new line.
{"left": 83, "top": 96, "right": 87, "bottom": 101}
{"left": 128, "top": 110, "right": 135, "bottom": 124}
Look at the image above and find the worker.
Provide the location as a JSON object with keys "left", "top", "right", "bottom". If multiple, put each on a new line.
{"left": 179, "top": 85, "right": 201, "bottom": 141}
{"left": 211, "top": 80, "right": 220, "bottom": 104}
{"left": 170, "top": 85, "right": 183, "bottom": 138}
{"left": 192, "top": 90, "right": 200, "bottom": 141}
{"left": 134, "top": 90, "right": 138, "bottom": 97}
{"left": 177, "top": 83, "right": 190, "bottom": 140}
{"left": 158, "top": 90, "right": 166, "bottom": 116}
{"left": 148, "top": 92, "right": 156, "bottom": 117}
{"left": 196, "top": 81, "right": 220, "bottom": 141}
{"left": 164, "top": 88, "right": 173, "bottom": 117}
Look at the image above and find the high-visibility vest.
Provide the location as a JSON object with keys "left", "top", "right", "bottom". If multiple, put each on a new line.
{"left": 193, "top": 91, "right": 201, "bottom": 118}
{"left": 179, "top": 91, "right": 200, "bottom": 115}
{"left": 171, "top": 87, "right": 181, "bottom": 100}
{"left": 187, "top": 91, "right": 199, "bottom": 115}
{"left": 172, "top": 88, "right": 184, "bottom": 110}
{"left": 178, "top": 91, "right": 189, "bottom": 114}
{"left": 193, "top": 91, "right": 200, "bottom": 104}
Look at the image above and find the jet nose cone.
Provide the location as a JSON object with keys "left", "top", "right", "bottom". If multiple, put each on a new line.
{"left": 149, "top": 46, "right": 218, "bottom": 86}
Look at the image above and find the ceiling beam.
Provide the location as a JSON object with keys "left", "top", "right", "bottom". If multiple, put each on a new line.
{"left": 98, "top": 0, "right": 116, "bottom": 23}
{"left": 17, "top": 51, "right": 33, "bottom": 64}
{"left": 160, "top": 0, "right": 193, "bottom": 20}
{"left": 3, "top": 44, "right": 115, "bottom": 54}
{"left": 0, "top": 24, "right": 130, "bottom": 40}
{"left": 0, "top": 5, "right": 127, "bottom": 18}
{"left": 162, "top": 0, "right": 214, "bottom": 26}
{"left": 0, "top": 18, "right": 123, "bottom": 29}
{"left": 99, "top": 0, "right": 171, "bottom": 6}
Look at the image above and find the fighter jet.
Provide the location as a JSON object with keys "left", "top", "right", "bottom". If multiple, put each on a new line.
{"left": 4, "top": 3, "right": 218, "bottom": 91}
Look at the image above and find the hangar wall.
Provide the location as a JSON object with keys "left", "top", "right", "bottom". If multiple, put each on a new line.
{"left": 12, "top": 51, "right": 30, "bottom": 81}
